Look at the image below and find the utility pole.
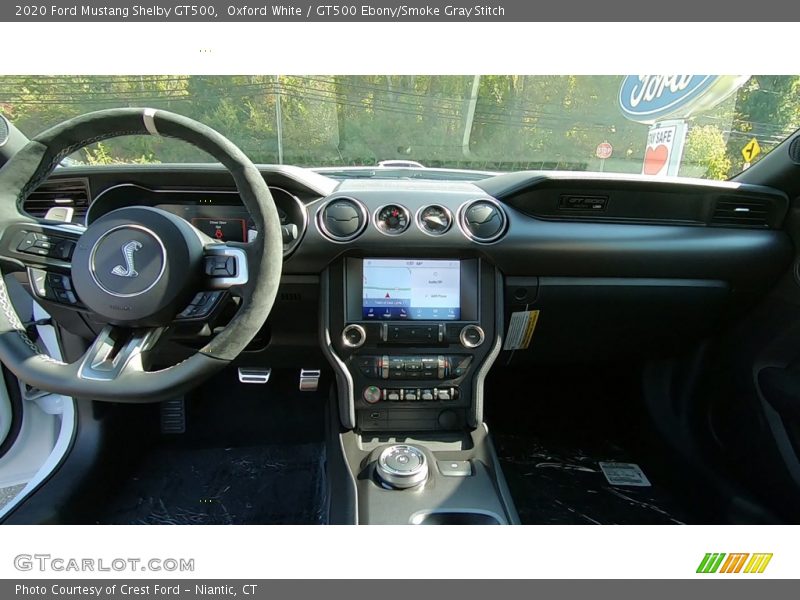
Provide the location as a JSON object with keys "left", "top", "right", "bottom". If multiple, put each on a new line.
{"left": 275, "top": 75, "right": 284, "bottom": 164}
{"left": 462, "top": 75, "right": 481, "bottom": 158}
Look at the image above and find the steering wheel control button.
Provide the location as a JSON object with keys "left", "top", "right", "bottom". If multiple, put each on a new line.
{"left": 437, "top": 460, "right": 472, "bottom": 477}
{"left": 90, "top": 226, "right": 166, "bottom": 297}
{"left": 28, "top": 269, "right": 81, "bottom": 305}
{"left": 376, "top": 445, "right": 429, "bottom": 489}
{"left": 342, "top": 324, "right": 366, "bottom": 348}
{"left": 177, "top": 291, "right": 223, "bottom": 319}
{"left": 16, "top": 231, "right": 76, "bottom": 260}
{"left": 205, "top": 255, "right": 237, "bottom": 277}
{"left": 459, "top": 324, "right": 485, "bottom": 348}
{"left": 363, "top": 385, "right": 382, "bottom": 404}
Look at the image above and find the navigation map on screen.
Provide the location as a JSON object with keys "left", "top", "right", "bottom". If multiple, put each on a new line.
{"left": 361, "top": 259, "right": 461, "bottom": 320}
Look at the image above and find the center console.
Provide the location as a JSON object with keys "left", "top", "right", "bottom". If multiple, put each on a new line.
{"left": 323, "top": 256, "right": 500, "bottom": 432}
{"left": 322, "top": 255, "right": 515, "bottom": 524}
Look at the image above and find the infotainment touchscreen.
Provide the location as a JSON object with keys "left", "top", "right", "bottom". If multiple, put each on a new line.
{"left": 362, "top": 259, "right": 461, "bottom": 320}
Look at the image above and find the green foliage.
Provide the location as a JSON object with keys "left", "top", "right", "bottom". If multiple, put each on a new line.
{"left": 1, "top": 75, "right": 799, "bottom": 176}
{"left": 681, "top": 125, "right": 731, "bottom": 180}
{"left": 83, "top": 142, "right": 160, "bottom": 165}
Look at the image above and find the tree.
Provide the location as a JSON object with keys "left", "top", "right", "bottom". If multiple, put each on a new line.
{"left": 681, "top": 125, "right": 731, "bottom": 180}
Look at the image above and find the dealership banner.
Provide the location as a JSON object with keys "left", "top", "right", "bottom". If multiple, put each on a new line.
{"left": 4, "top": 0, "right": 800, "bottom": 21}
{"left": 2, "top": 580, "right": 799, "bottom": 599}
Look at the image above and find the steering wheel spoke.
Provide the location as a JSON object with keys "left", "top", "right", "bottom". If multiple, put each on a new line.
{"left": 77, "top": 325, "right": 165, "bottom": 382}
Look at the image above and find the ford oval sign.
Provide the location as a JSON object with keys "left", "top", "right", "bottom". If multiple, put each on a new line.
{"left": 619, "top": 75, "right": 749, "bottom": 124}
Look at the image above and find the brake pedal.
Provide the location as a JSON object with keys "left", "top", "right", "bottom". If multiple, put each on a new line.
{"left": 238, "top": 367, "right": 272, "bottom": 384}
{"left": 160, "top": 398, "right": 186, "bottom": 434}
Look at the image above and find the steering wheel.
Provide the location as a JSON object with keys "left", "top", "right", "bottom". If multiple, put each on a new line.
{"left": 0, "top": 108, "right": 283, "bottom": 402}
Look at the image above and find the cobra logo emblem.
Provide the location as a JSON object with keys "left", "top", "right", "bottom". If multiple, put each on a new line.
{"left": 111, "top": 240, "right": 143, "bottom": 278}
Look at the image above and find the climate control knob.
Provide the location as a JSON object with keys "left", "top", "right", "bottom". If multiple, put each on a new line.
{"left": 459, "top": 324, "right": 485, "bottom": 348}
{"left": 342, "top": 324, "right": 366, "bottom": 348}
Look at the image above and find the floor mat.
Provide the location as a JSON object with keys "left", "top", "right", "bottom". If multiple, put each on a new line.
{"left": 485, "top": 365, "right": 719, "bottom": 524}
{"left": 495, "top": 433, "right": 688, "bottom": 524}
{"left": 99, "top": 443, "right": 328, "bottom": 525}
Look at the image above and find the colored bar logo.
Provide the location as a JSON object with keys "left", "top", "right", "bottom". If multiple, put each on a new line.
{"left": 697, "top": 553, "right": 773, "bottom": 574}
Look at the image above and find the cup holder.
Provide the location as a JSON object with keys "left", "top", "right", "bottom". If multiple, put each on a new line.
{"left": 411, "top": 511, "right": 503, "bottom": 525}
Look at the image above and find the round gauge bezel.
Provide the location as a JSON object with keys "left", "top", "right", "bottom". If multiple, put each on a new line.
{"left": 415, "top": 204, "right": 454, "bottom": 236}
{"left": 373, "top": 203, "right": 411, "bottom": 236}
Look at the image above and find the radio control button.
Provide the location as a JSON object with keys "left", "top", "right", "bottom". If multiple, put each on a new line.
{"left": 342, "top": 324, "right": 366, "bottom": 348}
{"left": 459, "top": 325, "right": 485, "bottom": 348}
{"left": 386, "top": 389, "right": 402, "bottom": 401}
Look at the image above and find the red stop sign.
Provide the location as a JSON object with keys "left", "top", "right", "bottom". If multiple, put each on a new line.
{"left": 596, "top": 142, "right": 613, "bottom": 159}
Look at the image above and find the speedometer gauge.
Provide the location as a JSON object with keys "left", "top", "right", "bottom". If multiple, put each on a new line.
{"left": 374, "top": 204, "right": 410, "bottom": 235}
{"left": 417, "top": 205, "right": 453, "bottom": 235}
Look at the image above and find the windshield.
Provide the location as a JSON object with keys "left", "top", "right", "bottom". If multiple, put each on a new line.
{"left": 2, "top": 75, "right": 798, "bottom": 180}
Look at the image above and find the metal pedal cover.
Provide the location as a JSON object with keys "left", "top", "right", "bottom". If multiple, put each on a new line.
{"left": 160, "top": 398, "right": 186, "bottom": 434}
{"left": 299, "top": 369, "right": 321, "bottom": 391}
{"left": 238, "top": 367, "right": 272, "bottom": 384}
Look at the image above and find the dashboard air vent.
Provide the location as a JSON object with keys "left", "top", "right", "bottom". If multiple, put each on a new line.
{"left": 459, "top": 199, "right": 507, "bottom": 243}
{"left": 23, "top": 178, "right": 90, "bottom": 223}
{"left": 317, "top": 197, "right": 368, "bottom": 242}
{"left": 710, "top": 196, "right": 773, "bottom": 229}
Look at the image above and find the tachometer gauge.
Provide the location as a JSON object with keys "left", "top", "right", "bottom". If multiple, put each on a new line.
{"left": 417, "top": 205, "right": 453, "bottom": 235}
{"left": 374, "top": 204, "right": 410, "bottom": 235}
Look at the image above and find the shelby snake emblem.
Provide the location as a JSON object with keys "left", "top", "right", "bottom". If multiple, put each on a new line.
{"left": 111, "top": 240, "right": 143, "bottom": 278}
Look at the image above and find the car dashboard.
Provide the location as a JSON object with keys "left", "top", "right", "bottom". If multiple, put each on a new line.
{"left": 24, "top": 163, "right": 793, "bottom": 433}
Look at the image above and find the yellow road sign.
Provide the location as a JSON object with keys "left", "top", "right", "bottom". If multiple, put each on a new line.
{"left": 742, "top": 138, "right": 761, "bottom": 162}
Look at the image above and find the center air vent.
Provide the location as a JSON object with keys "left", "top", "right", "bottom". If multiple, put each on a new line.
{"left": 710, "top": 196, "right": 774, "bottom": 229}
{"left": 317, "top": 197, "right": 368, "bottom": 242}
{"left": 23, "top": 177, "right": 90, "bottom": 223}
{"left": 459, "top": 199, "right": 507, "bottom": 243}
